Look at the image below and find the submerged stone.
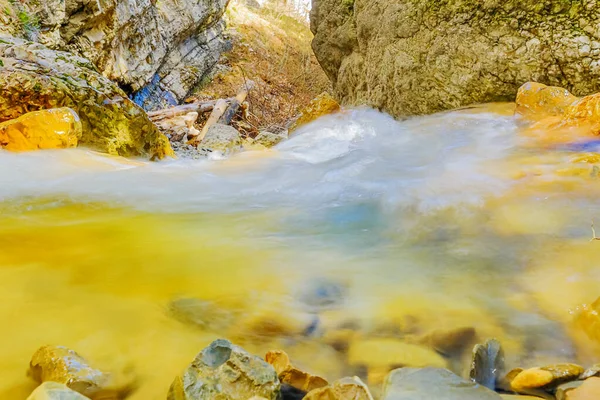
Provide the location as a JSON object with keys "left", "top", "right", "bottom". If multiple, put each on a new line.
{"left": 0, "top": 108, "right": 81, "bottom": 151}
{"left": 419, "top": 326, "right": 476, "bottom": 357}
{"left": 265, "top": 350, "right": 328, "bottom": 392}
{"left": 27, "top": 382, "right": 91, "bottom": 400}
{"left": 167, "top": 297, "right": 235, "bottom": 331}
{"left": 381, "top": 367, "right": 502, "bottom": 400}
{"left": 304, "top": 377, "right": 373, "bottom": 400}
{"left": 469, "top": 339, "right": 505, "bottom": 390}
{"left": 167, "top": 339, "right": 280, "bottom": 400}
{"left": 348, "top": 338, "right": 447, "bottom": 386}
{"left": 288, "top": 93, "right": 340, "bottom": 134}
{"left": 28, "top": 345, "right": 131, "bottom": 399}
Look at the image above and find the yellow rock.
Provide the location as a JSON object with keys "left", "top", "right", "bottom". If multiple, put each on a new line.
{"left": 0, "top": 108, "right": 81, "bottom": 151}
{"left": 511, "top": 364, "right": 584, "bottom": 391}
{"left": 515, "top": 82, "right": 578, "bottom": 119}
{"left": 27, "top": 382, "right": 91, "bottom": 400}
{"left": 304, "top": 377, "right": 373, "bottom": 400}
{"left": 28, "top": 345, "right": 132, "bottom": 399}
{"left": 288, "top": 92, "right": 341, "bottom": 133}
{"left": 265, "top": 350, "right": 328, "bottom": 392}
{"left": 564, "top": 93, "right": 600, "bottom": 135}
{"left": 347, "top": 338, "right": 447, "bottom": 384}
{"left": 566, "top": 377, "right": 600, "bottom": 400}
{"left": 500, "top": 396, "right": 546, "bottom": 400}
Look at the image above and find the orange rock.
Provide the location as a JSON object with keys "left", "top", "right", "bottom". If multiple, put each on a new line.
{"left": 304, "top": 377, "right": 373, "bottom": 400}
{"left": 0, "top": 108, "right": 81, "bottom": 151}
{"left": 566, "top": 377, "right": 600, "bottom": 400}
{"left": 563, "top": 93, "right": 600, "bottom": 134}
{"left": 510, "top": 364, "right": 584, "bottom": 392}
{"left": 288, "top": 93, "right": 341, "bottom": 133}
{"left": 265, "top": 350, "right": 328, "bottom": 392}
{"left": 515, "top": 82, "right": 578, "bottom": 119}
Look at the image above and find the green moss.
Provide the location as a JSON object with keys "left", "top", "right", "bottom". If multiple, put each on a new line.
{"left": 341, "top": 0, "right": 354, "bottom": 11}
{"left": 0, "top": 59, "right": 3, "bottom": 67}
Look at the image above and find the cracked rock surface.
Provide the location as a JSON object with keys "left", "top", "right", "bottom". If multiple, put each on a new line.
{"left": 310, "top": 0, "right": 600, "bottom": 117}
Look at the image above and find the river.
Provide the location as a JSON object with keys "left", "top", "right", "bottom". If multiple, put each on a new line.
{"left": 1, "top": 104, "right": 600, "bottom": 398}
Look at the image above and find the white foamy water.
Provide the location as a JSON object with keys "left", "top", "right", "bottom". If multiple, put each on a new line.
{"left": 0, "top": 108, "right": 518, "bottom": 213}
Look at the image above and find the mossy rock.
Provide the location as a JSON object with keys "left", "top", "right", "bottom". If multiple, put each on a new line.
{"left": 0, "top": 36, "right": 173, "bottom": 159}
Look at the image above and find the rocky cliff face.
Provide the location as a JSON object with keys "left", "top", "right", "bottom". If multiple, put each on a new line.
{"left": 310, "top": 0, "right": 600, "bottom": 117}
{"left": 1, "top": 0, "right": 230, "bottom": 110}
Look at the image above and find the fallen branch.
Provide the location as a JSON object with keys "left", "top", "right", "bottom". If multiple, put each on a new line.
{"left": 219, "top": 81, "right": 256, "bottom": 125}
{"left": 187, "top": 99, "right": 229, "bottom": 144}
{"left": 148, "top": 99, "right": 232, "bottom": 122}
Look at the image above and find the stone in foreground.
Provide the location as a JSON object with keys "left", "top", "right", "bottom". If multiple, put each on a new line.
{"left": 168, "top": 339, "right": 280, "bottom": 400}
{"left": 565, "top": 377, "right": 600, "bottom": 400}
{"left": 0, "top": 37, "right": 173, "bottom": 159}
{"left": 382, "top": 367, "right": 502, "bottom": 400}
{"left": 469, "top": 339, "right": 505, "bottom": 390}
{"left": 288, "top": 93, "right": 341, "bottom": 134}
{"left": 510, "top": 364, "right": 584, "bottom": 392}
{"left": 265, "top": 350, "right": 328, "bottom": 392}
{"left": 28, "top": 345, "right": 130, "bottom": 399}
{"left": 27, "top": 382, "right": 91, "bottom": 400}
{"left": 304, "top": 376, "right": 372, "bottom": 400}
{"left": 0, "top": 108, "right": 81, "bottom": 151}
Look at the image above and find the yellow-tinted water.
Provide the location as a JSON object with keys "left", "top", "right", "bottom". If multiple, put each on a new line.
{"left": 2, "top": 105, "right": 600, "bottom": 398}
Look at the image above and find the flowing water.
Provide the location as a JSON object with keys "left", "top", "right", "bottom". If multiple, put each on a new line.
{"left": 2, "top": 104, "right": 600, "bottom": 398}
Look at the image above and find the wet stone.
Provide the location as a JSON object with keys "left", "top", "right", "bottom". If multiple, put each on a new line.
{"left": 265, "top": 350, "right": 328, "bottom": 392}
{"left": 556, "top": 380, "right": 584, "bottom": 400}
{"left": 167, "top": 339, "right": 280, "bottom": 400}
{"left": 28, "top": 345, "right": 131, "bottom": 399}
{"left": 510, "top": 364, "right": 584, "bottom": 392}
{"left": 469, "top": 339, "right": 505, "bottom": 390}
{"left": 304, "top": 377, "right": 373, "bottom": 400}
{"left": 418, "top": 326, "right": 476, "bottom": 357}
{"left": 580, "top": 364, "right": 600, "bottom": 380}
{"left": 381, "top": 367, "right": 502, "bottom": 400}
{"left": 565, "top": 377, "right": 600, "bottom": 400}
{"left": 27, "top": 382, "right": 91, "bottom": 400}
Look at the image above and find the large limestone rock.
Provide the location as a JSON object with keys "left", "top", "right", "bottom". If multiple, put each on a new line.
{"left": 0, "top": 108, "right": 81, "bottom": 151}
{"left": 1, "top": 0, "right": 231, "bottom": 110}
{"left": 0, "top": 37, "right": 173, "bottom": 159}
{"left": 310, "top": 0, "right": 600, "bottom": 117}
{"left": 168, "top": 339, "right": 280, "bottom": 400}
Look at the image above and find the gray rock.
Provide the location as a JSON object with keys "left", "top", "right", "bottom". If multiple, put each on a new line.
{"left": 382, "top": 367, "right": 502, "bottom": 400}
{"left": 200, "top": 124, "right": 242, "bottom": 154}
{"left": 580, "top": 363, "right": 600, "bottom": 380}
{"left": 254, "top": 131, "right": 288, "bottom": 148}
{"left": 470, "top": 339, "right": 505, "bottom": 390}
{"left": 311, "top": 0, "right": 600, "bottom": 117}
{"left": 1, "top": 0, "right": 231, "bottom": 110}
{"left": 167, "top": 339, "right": 280, "bottom": 400}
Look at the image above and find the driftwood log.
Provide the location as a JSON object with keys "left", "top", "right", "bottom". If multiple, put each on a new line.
{"left": 219, "top": 81, "right": 255, "bottom": 125}
{"left": 187, "top": 81, "right": 256, "bottom": 145}
{"left": 148, "top": 99, "right": 232, "bottom": 122}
